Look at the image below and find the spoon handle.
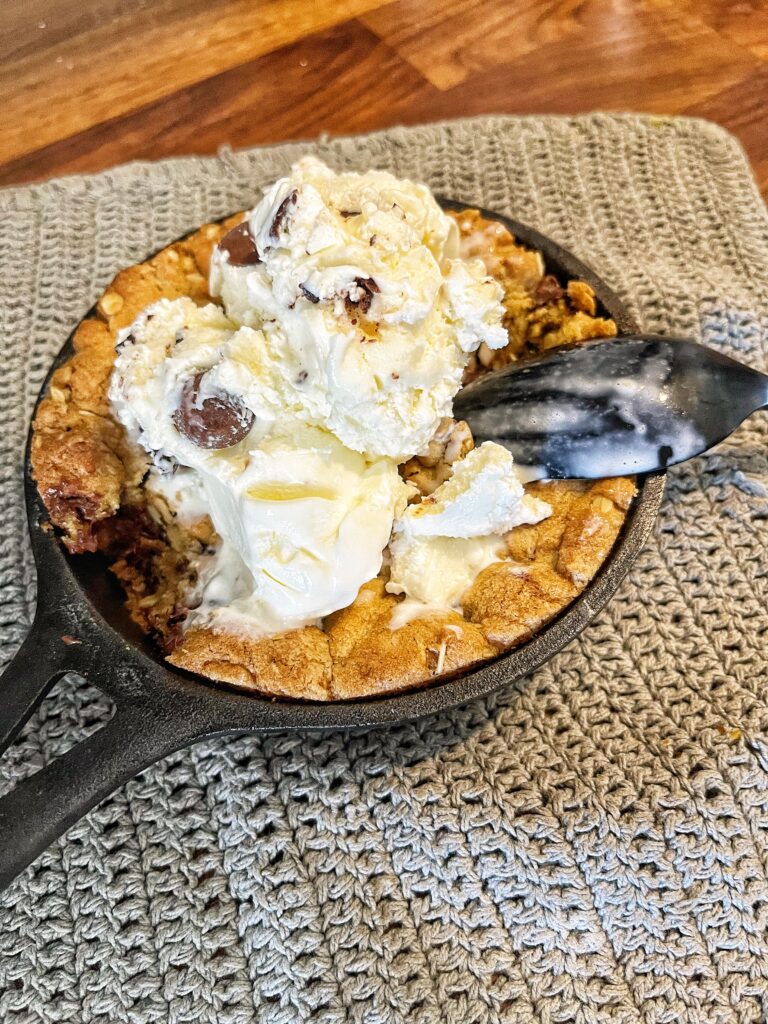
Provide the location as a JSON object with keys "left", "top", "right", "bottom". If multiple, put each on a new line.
{"left": 0, "top": 699, "right": 197, "bottom": 892}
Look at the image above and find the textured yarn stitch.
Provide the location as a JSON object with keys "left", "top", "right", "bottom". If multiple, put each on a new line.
{"left": 0, "top": 115, "right": 767, "bottom": 1024}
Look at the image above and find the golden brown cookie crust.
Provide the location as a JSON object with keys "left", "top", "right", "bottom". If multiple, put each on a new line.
{"left": 32, "top": 208, "right": 634, "bottom": 701}
{"left": 167, "top": 624, "right": 332, "bottom": 702}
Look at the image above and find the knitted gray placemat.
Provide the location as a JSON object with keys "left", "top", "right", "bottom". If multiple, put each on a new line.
{"left": 1, "top": 114, "right": 767, "bottom": 1024}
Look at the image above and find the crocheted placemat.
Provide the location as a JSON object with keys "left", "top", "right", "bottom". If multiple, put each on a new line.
{"left": 1, "top": 115, "right": 767, "bottom": 1024}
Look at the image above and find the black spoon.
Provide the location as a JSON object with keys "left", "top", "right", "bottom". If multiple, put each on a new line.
{"left": 454, "top": 336, "right": 767, "bottom": 479}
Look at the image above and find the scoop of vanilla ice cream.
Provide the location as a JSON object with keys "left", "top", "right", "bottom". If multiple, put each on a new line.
{"left": 209, "top": 156, "right": 508, "bottom": 460}
{"left": 399, "top": 442, "right": 551, "bottom": 538}
{"left": 108, "top": 297, "right": 270, "bottom": 466}
{"left": 214, "top": 157, "right": 455, "bottom": 327}
{"left": 191, "top": 424, "right": 411, "bottom": 634}
{"left": 388, "top": 535, "right": 506, "bottom": 612}
{"left": 109, "top": 299, "right": 411, "bottom": 633}
{"left": 387, "top": 443, "right": 551, "bottom": 611}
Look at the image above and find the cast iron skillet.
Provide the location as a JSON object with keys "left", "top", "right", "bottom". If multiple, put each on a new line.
{"left": 0, "top": 204, "right": 665, "bottom": 891}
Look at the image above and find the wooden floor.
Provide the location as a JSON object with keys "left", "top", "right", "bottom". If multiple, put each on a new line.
{"left": 1, "top": 0, "right": 767, "bottom": 196}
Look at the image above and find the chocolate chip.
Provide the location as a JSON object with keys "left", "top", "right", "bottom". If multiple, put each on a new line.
{"left": 533, "top": 274, "right": 564, "bottom": 304}
{"left": 173, "top": 371, "right": 255, "bottom": 449}
{"left": 347, "top": 276, "right": 380, "bottom": 315}
{"left": 339, "top": 209, "right": 361, "bottom": 218}
{"left": 270, "top": 188, "right": 298, "bottom": 240}
{"left": 299, "top": 283, "right": 319, "bottom": 304}
{"left": 219, "top": 221, "right": 261, "bottom": 267}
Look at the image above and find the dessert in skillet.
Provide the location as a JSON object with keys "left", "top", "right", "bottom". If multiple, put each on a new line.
{"left": 32, "top": 159, "right": 634, "bottom": 700}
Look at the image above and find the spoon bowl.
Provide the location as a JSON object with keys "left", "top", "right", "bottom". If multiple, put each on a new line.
{"left": 455, "top": 335, "right": 768, "bottom": 479}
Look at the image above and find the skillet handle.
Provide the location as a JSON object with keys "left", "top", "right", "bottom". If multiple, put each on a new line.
{"left": 0, "top": 693, "right": 201, "bottom": 892}
{"left": 0, "top": 615, "right": 74, "bottom": 754}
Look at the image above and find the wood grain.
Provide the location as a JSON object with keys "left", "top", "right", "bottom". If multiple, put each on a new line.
{"left": 0, "top": 0, "right": 766, "bottom": 198}
{"left": 0, "top": 0, "right": 388, "bottom": 163}
{"left": 361, "top": 0, "right": 587, "bottom": 90}
{"left": 663, "top": 0, "right": 768, "bottom": 60}
{"left": 370, "top": 0, "right": 763, "bottom": 108}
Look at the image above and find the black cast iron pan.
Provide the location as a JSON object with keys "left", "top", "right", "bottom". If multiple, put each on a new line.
{"left": 0, "top": 204, "right": 665, "bottom": 891}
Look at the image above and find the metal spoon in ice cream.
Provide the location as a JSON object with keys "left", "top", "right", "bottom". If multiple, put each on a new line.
{"left": 454, "top": 336, "right": 768, "bottom": 479}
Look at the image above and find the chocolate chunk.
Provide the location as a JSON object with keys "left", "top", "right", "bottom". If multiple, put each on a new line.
{"left": 533, "top": 274, "right": 564, "bottom": 304}
{"left": 270, "top": 188, "right": 298, "bottom": 240}
{"left": 299, "top": 283, "right": 319, "bottom": 304}
{"left": 339, "top": 209, "right": 361, "bottom": 218}
{"left": 218, "top": 221, "right": 261, "bottom": 266}
{"left": 347, "top": 276, "right": 380, "bottom": 315}
{"left": 173, "top": 371, "right": 255, "bottom": 450}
